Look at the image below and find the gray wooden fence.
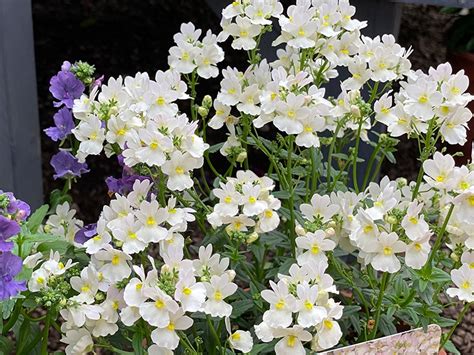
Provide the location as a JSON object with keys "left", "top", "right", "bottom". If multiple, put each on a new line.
{"left": 0, "top": 0, "right": 43, "bottom": 209}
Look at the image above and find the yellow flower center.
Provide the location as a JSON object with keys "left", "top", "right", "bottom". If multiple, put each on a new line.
{"left": 214, "top": 291, "right": 223, "bottom": 301}
{"left": 156, "top": 96, "right": 166, "bottom": 106}
{"left": 98, "top": 272, "right": 104, "bottom": 281}
{"left": 287, "top": 110, "right": 296, "bottom": 118}
{"left": 224, "top": 196, "right": 232, "bottom": 204}
{"left": 462, "top": 281, "right": 471, "bottom": 289}
{"left": 240, "top": 30, "right": 248, "bottom": 38}
{"left": 58, "top": 262, "right": 65, "bottom": 269}
{"left": 81, "top": 284, "right": 90, "bottom": 293}
{"left": 183, "top": 287, "right": 192, "bottom": 296}
{"left": 324, "top": 319, "right": 333, "bottom": 329}
{"left": 460, "top": 181, "right": 470, "bottom": 190}
{"left": 150, "top": 142, "right": 158, "bottom": 150}
{"left": 451, "top": 86, "right": 461, "bottom": 95}
{"left": 90, "top": 132, "right": 98, "bottom": 140}
{"left": 231, "top": 332, "right": 241, "bottom": 341}
{"left": 383, "top": 246, "right": 393, "bottom": 255}
{"left": 264, "top": 210, "right": 273, "bottom": 218}
{"left": 147, "top": 216, "right": 156, "bottom": 226}
{"left": 234, "top": 221, "right": 243, "bottom": 230}
{"left": 167, "top": 322, "right": 175, "bottom": 331}
{"left": 436, "top": 175, "right": 445, "bottom": 182}
{"left": 155, "top": 299, "right": 165, "bottom": 309}
{"left": 440, "top": 106, "right": 450, "bottom": 115}
{"left": 37, "top": 277, "right": 45, "bottom": 284}
{"left": 287, "top": 335, "right": 297, "bottom": 347}
{"left": 409, "top": 216, "right": 418, "bottom": 224}
{"left": 363, "top": 225, "right": 373, "bottom": 234}
{"left": 340, "top": 48, "right": 349, "bottom": 55}
{"left": 311, "top": 244, "right": 320, "bottom": 255}
{"left": 469, "top": 263, "right": 474, "bottom": 269}
{"left": 128, "top": 232, "right": 137, "bottom": 239}
{"left": 248, "top": 196, "right": 257, "bottom": 204}
{"left": 112, "top": 300, "right": 119, "bottom": 310}
{"left": 270, "top": 92, "right": 277, "bottom": 100}
{"left": 304, "top": 300, "right": 313, "bottom": 310}
{"left": 275, "top": 299, "right": 285, "bottom": 310}
{"left": 304, "top": 125, "right": 313, "bottom": 132}
{"left": 93, "top": 235, "right": 102, "bottom": 241}
{"left": 175, "top": 167, "right": 185, "bottom": 175}
{"left": 117, "top": 128, "right": 126, "bottom": 136}
{"left": 468, "top": 196, "right": 474, "bottom": 207}
{"left": 136, "top": 283, "right": 143, "bottom": 290}
{"left": 418, "top": 95, "right": 428, "bottom": 104}
{"left": 414, "top": 243, "right": 422, "bottom": 251}
{"left": 182, "top": 52, "right": 190, "bottom": 61}
{"left": 298, "top": 28, "right": 305, "bottom": 36}
{"left": 112, "top": 255, "right": 120, "bottom": 265}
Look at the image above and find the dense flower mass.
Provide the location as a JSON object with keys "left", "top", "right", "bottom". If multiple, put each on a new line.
{"left": 2, "top": 0, "right": 474, "bottom": 354}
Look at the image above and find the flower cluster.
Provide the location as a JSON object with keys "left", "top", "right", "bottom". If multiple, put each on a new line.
{"left": 0, "top": 191, "right": 29, "bottom": 300}
{"left": 207, "top": 170, "right": 281, "bottom": 237}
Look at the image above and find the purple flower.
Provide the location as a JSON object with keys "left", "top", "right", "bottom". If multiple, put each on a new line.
{"left": 49, "top": 70, "right": 85, "bottom": 109}
{"left": 61, "top": 61, "right": 72, "bottom": 71}
{"left": 0, "top": 216, "right": 20, "bottom": 252}
{"left": 74, "top": 223, "right": 97, "bottom": 244}
{"left": 0, "top": 252, "right": 26, "bottom": 300}
{"left": 0, "top": 191, "right": 29, "bottom": 221}
{"left": 50, "top": 151, "right": 89, "bottom": 180}
{"left": 44, "top": 107, "right": 75, "bottom": 142}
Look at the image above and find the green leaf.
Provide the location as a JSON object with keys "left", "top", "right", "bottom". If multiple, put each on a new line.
{"left": 132, "top": 332, "right": 144, "bottom": 355}
{"left": 430, "top": 267, "right": 451, "bottom": 283}
{"left": 208, "top": 142, "right": 224, "bottom": 153}
{"left": 249, "top": 342, "right": 276, "bottom": 354}
{"left": 443, "top": 339, "right": 461, "bottom": 355}
{"left": 26, "top": 205, "right": 49, "bottom": 233}
{"left": 379, "top": 314, "right": 397, "bottom": 336}
{"left": 36, "top": 240, "right": 71, "bottom": 255}
{"left": 342, "top": 305, "right": 361, "bottom": 317}
{"left": 22, "top": 233, "right": 61, "bottom": 244}
{"left": 231, "top": 299, "right": 254, "bottom": 318}
{"left": 0, "top": 335, "right": 14, "bottom": 355}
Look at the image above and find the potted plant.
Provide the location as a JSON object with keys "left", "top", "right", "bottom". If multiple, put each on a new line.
{"left": 1, "top": 1, "right": 473, "bottom": 354}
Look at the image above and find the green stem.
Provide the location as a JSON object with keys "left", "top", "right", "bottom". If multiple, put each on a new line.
{"left": 369, "top": 272, "right": 389, "bottom": 340}
{"left": 287, "top": 136, "right": 296, "bottom": 257}
{"left": 41, "top": 314, "right": 51, "bottom": 354}
{"left": 2, "top": 299, "right": 23, "bottom": 335}
{"left": 207, "top": 316, "right": 222, "bottom": 350}
{"left": 352, "top": 118, "right": 364, "bottom": 194}
{"left": 423, "top": 203, "right": 455, "bottom": 275}
{"left": 440, "top": 302, "right": 471, "bottom": 348}
{"left": 362, "top": 141, "right": 382, "bottom": 190}
{"left": 326, "top": 123, "right": 342, "bottom": 192}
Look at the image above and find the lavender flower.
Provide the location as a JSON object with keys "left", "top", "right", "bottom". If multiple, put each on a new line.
{"left": 0, "top": 252, "right": 26, "bottom": 300}
{"left": 106, "top": 175, "right": 150, "bottom": 196}
{"left": 74, "top": 223, "right": 97, "bottom": 244}
{"left": 49, "top": 70, "right": 85, "bottom": 109}
{"left": 0, "top": 216, "right": 20, "bottom": 252}
{"left": 44, "top": 107, "right": 75, "bottom": 142}
{"left": 50, "top": 151, "right": 89, "bottom": 180}
{"left": 0, "top": 191, "right": 30, "bottom": 221}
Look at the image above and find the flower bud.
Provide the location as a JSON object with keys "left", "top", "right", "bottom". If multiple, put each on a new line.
{"left": 450, "top": 252, "right": 460, "bottom": 262}
{"left": 198, "top": 106, "right": 209, "bottom": 118}
{"left": 161, "top": 264, "right": 171, "bottom": 274}
{"left": 385, "top": 215, "right": 397, "bottom": 225}
{"left": 226, "top": 270, "right": 236, "bottom": 282}
{"left": 247, "top": 232, "right": 259, "bottom": 244}
{"left": 397, "top": 177, "right": 408, "bottom": 188}
{"left": 325, "top": 227, "right": 336, "bottom": 238}
{"left": 236, "top": 151, "right": 247, "bottom": 163}
{"left": 295, "top": 225, "right": 306, "bottom": 236}
{"left": 350, "top": 105, "right": 361, "bottom": 118}
{"left": 202, "top": 95, "right": 212, "bottom": 109}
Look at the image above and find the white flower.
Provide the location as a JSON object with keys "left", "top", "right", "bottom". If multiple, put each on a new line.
{"left": 447, "top": 264, "right": 474, "bottom": 302}
{"left": 440, "top": 107, "right": 471, "bottom": 145}
{"left": 203, "top": 275, "right": 237, "bottom": 317}
{"left": 83, "top": 219, "right": 111, "bottom": 254}
{"left": 174, "top": 271, "right": 206, "bottom": 312}
{"left": 257, "top": 196, "right": 281, "bottom": 233}
{"left": 296, "top": 283, "right": 327, "bottom": 327}
{"left": 193, "top": 245, "right": 230, "bottom": 278}
{"left": 213, "top": 181, "right": 242, "bottom": 217}
{"left": 261, "top": 280, "right": 297, "bottom": 328}
{"left": 350, "top": 209, "right": 379, "bottom": 251}
{"left": 453, "top": 189, "right": 474, "bottom": 224}
{"left": 148, "top": 344, "right": 173, "bottom": 355}
{"left": 139, "top": 287, "right": 179, "bottom": 328}
{"left": 61, "top": 328, "right": 94, "bottom": 355}
{"left": 161, "top": 151, "right": 203, "bottom": 191}
{"left": 150, "top": 309, "right": 193, "bottom": 350}
{"left": 296, "top": 230, "right": 336, "bottom": 265}
{"left": 110, "top": 214, "right": 146, "bottom": 254}
{"left": 423, "top": 152, "right": 456, "bottom": 190}
{"left": 404, "top": 79, "right": 442, "bottom": 120}
{"left": 241, "top": 183, "right": 267, "bottom": 216}
{"left": 209, "top": 100, "right": 232, "bottom": 129}
{"left": 300, "top": 194, "right": 339, "bottom": 223}
{"left": 274, "top": 93, "right": 309, "bottom": 134}
{"left": 273, "top": 325, "right": 312, "bottom": 355}
{"left": 313, "top": 302, "right": 343, "bottom": 351}
{"left": 226, "top": 315, "right": 254, "bottom": 353}
{"left": 72, "top": 116, "right": 105, "bottom": 162}
{"left": 135, "top": 200, "right": 168, "bottom": 243}
{"left": 365, "top": 232, "right": 406, "bottom": 273}
{"left": 135, "top": 127, "right": 173, "bottom": 167}
{"left": 70, "top": 266, "right": 99, "bottom": 304}
{"left": 94, "top": 246, "right": 132, "bottom": 283}
{"left": 227, "top": 16, "right": 262, "bottom": 50}
{"left": 237, "top": 84, "right": 261, "bottom": 116}
{"left": 405, "top": 233, "right": 431, "bottom": 270}
{"left": 401, "top": 201, "right": 430, "bottom": 241}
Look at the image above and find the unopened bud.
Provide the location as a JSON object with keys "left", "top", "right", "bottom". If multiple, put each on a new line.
{"left": 247, "top": 232, "right": 259, "bottom": 244}
{"left": 198, "top": 106, "right": 209, "bottom": 118}
{"left": 295, "top": 225, "right": 306, "bottom": 236}
{"left": 350, "top": 105, "right": 361, "bottom": 118}
{"left": 202, "top": 95, "right": 212, "bottom": 109}
{"left": 161, "top": 264, "right": 171, "bottom": 274}
{"left": 397, "top": 177, "right": 408, "bottom": 188}
{"left": 451, "top": 252, "right": 460, "bottom": 262}
{"left": 325, "top": 227, "right": 336, "bottom": 237}
{"left": 386, "top": 215, "right": 397, "bottom": 225}
{"left": 236, "top": 151, "right": 247, "bottom": 163}
{"left": 226, "top": 270, "right": 236, "bottom": 282}
{"left": 349, "top": 89, "right": 361, "bottom": 101}
{"left": 327, "top": 221, "right": 337, "bottom": 229}
{"left": 114, "top": 240, "right": 123, "bottom": 248}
